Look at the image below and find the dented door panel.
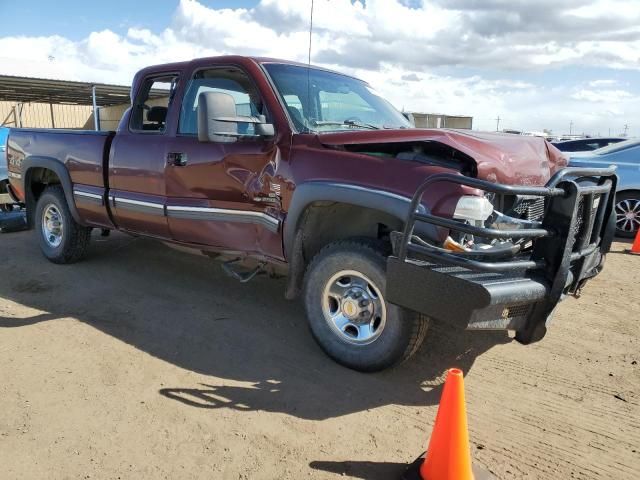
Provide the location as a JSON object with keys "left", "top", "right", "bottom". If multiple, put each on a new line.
{"left": 164, "top": 135, "right": 285, "bottom": 258}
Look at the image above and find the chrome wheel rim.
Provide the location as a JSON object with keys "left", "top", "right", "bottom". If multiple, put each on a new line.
{"left": 42, "top": 204, "right": 64, "bottom": 248}
{"left": 321, "top": 270, "right": 386, "bottom": 345}
{"left": 615, "top": 198, "right": 640, "bottom": 234}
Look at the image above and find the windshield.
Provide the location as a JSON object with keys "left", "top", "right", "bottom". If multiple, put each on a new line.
{"left": 263, "top": 63, "right": 412, "bottom": 133}
{"left": 595, "top": 138, "right": 640, "bottom": 155}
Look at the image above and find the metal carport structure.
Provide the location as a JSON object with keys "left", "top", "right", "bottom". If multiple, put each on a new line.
{"left": 0, "top": 75, "right": 168, "bottom": 130}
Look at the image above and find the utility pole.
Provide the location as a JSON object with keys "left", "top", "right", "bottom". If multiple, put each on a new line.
{"left": 495, "top": 115, "right": 501, "bottom": 132}
{"left": 623, "top": 124, "right": 629, "bottom": 136}
{"left": 569, "top": 121, "right": 573, "bottom": 136}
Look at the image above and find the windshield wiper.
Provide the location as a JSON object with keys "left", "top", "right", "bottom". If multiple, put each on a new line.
{"left": 311, "top": 119, "right": 380, "bottom": 130}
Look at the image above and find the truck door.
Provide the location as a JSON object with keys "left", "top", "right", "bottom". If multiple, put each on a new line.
{"left": 164, "top": 65, "right": 283, "bottom": 257}
{"left": 109, "top": 72, "right": 179, "bottom": 239}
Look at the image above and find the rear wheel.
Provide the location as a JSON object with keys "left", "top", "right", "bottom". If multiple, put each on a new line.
{"left": 303, "top": 241, "right": 429, "bottom": 372}
{"left": 614, "top": 191, "right": 640, "bottom": 238}
{"left": 35, "top": 185, "right": 91, "bottom": 264}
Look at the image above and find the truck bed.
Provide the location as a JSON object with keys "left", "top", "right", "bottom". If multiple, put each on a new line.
{"left": 7, "top": 128, "right": 115, "bottom": 228}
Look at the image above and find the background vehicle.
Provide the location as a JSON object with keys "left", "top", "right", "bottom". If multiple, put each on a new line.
{"left": 569, "top": 139, "right": 640, "bottom": 237}
{"left": 5, "top": 56, "right": 617, "bottom": 372}
{"left": 553, "top": 137, "right": 625, "bottom": 153}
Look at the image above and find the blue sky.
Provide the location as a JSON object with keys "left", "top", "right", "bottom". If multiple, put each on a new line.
{"left": 0, "top": 0, "right": 638, "bottom": 136}
{"left": 0, "top": 1, "right": 257, "bottom": 40}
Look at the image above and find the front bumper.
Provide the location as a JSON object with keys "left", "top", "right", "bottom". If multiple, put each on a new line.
{"left": 386, "top": 167, "right": 617, "bottom": 344}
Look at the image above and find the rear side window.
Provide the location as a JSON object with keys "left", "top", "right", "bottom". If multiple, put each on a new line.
{"left": 130, "top": 74, "right": 179, "bottom": 133}
{"left": 178, "top": 66, "right": 266, "bottom": 135}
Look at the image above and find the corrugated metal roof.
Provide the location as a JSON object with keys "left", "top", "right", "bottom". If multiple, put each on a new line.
{"left": 0, "top": 75, "right": 165, "bottom": 106}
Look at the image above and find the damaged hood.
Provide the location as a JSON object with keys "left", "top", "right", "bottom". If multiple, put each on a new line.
{"left": 318, "top": 129, "right": 567, "bottom": 186}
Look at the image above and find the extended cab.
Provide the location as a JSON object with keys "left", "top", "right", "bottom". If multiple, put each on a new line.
{"left": 6, "top": 56, "right": 617, "bottom": 371}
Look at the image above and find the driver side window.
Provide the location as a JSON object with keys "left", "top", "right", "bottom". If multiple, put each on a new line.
{"left": 130, "top": 74, "right": 179, "bottom": 133}
{"left": 178, "top": 67, "right": 265, "bottom": 136}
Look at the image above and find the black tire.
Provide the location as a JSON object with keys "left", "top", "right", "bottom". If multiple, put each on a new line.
{"left": 614, "top": 191, "right": 640, "bottom": 238}
{"left": 303, "top": 241, "right": 429, "bottom": 372}
{"left": 35, "top": 185, "right": 91, "bottom": 264}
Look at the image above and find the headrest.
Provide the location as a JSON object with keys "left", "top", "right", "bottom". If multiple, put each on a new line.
{"left": 147, "top": 106, "right": 168, "bottom": 123}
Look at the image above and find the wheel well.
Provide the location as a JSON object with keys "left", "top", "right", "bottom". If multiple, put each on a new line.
{"left": 25, "top": 167, "right": 62, "bottom": 227}
{"left": 284, "top": 201, "right": 403, "bottom": 299}
{"left": 298, "top": 202, "right": 401, "bottom": 260}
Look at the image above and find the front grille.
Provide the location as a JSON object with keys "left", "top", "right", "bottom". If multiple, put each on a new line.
{"left": 573, "top": 197, "right": 585, "bottom": 238}
{"left": 513, "top": 197, "right": 546, "bottom": 221}
{"left": 573, "top": 194, "right": 601, "bottom": 244}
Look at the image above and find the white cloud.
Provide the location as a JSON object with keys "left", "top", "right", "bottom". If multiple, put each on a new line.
{"left": 588, "top": 79, "right": 619, "bottom": 87}
{"left": 571, "top": 88, "right": 635, "bottom": 103}
{"left": 0, "top": 0, "right": 638, "bottom": 136}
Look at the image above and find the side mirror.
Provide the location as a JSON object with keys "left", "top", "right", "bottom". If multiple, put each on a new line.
{"left": 197, "top": 91, "right": 274, "bottom": 143}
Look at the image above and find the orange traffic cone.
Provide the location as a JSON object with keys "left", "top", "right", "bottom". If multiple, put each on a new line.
{"left": 420, "top": 368, "right": 473, "bottom": 479}
{"left": 402, "top": 368, "right": 494, "bottom": 480}
{"left": 629, "top": 229, "right": 640, "bottom": 255}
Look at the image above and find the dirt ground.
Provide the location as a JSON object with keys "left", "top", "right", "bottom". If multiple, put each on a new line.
{"left": 0, "top": 230, "right": 638, "bottom": 480}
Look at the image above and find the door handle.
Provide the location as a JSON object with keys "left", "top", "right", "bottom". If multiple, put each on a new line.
{"left": 167, "top": 152, "right": 187, "bottom": 166}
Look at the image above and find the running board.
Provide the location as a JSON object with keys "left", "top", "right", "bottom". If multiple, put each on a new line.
{"left": 221, "top": 258, "right": 265, "bottom": 283}
{"left": 0, "top": 210, "right": 28, "bottom": 233}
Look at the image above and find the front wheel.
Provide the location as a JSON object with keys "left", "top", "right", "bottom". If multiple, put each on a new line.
{"left": 35, "top": 185, "right": 91, "bottom": 264}
{"left": 614, "top": 191, "right": 640, "bottom": 238}
{"left": 303, "top": 241, "right": 429, "bottom": 372}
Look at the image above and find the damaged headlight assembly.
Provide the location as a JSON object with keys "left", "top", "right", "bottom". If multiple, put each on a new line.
{"left": 444, "top": 195, "right": 532, "bottom": 254}
{"left": 452, "top": 195, "right": 494, "bottom": 222}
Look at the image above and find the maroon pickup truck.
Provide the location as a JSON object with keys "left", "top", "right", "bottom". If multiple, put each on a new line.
{"left": 6, "top": 56, "right": 617, "bottom": 372}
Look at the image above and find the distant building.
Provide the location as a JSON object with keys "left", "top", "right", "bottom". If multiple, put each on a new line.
{"left": 404, "top": 112, "right": 473, "bottom": 129}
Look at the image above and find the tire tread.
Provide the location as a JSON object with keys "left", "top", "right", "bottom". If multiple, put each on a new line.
{"left": 37, "top": 185, "right": 91, "bottom": 264}
{"left": 304, "top": 239, "right": 429, "bottom": 371}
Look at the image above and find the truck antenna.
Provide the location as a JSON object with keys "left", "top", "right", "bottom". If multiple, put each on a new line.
{"left": 308, "top": 0, "right": 314, "bottom": 66}
{"left": 306, "top": 0, "right": 314, "bottom": 126}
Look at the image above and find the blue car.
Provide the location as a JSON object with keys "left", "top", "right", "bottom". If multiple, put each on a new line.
{"left": 0, "top": 126, "right": 11, "bottom": 210}
{"left": 569, "top": 138, "right": 640, "bottom": 237}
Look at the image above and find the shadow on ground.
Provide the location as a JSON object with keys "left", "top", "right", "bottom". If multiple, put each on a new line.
{"left": 309, "top": 460, "right": 408, "bottom": 480}
{"left": 0, "top": 231, "right": 510, "bottom": 420}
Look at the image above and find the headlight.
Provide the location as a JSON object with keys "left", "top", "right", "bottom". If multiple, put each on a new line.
{"left": 453, "top": 195, "right": 494, "bottom": 222}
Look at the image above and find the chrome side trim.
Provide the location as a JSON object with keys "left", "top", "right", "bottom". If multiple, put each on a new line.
{"left": 109, "top": 195, "right": 280, "bottom": 232}
{"left": 115, "top": 197, "right": 165, "bottom": 209}
{"left": 73, "top": 189, "right": 104, "bottom": 206}
{"left": 113, "top": 196, "right": 165, "bottom": 216}
{"left": 166, "top": 205, "right": 280, "bottom": 233}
